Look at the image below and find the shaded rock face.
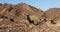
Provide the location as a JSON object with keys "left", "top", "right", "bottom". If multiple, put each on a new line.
{"left": 0, "top": 3, "right": 60, "bottom": 32}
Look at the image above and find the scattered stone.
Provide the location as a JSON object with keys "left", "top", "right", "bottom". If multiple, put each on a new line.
{"left": 0, "top": 3, "right": 60, "bottom": 32}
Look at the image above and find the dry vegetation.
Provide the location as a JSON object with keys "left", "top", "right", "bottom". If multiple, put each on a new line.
{"left": 0, "top": 3, "right": 60, "bottom": 32}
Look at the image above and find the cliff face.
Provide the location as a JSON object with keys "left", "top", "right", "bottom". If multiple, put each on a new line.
{"left": 0, "top": 3, "right": 60, "bottom": 32}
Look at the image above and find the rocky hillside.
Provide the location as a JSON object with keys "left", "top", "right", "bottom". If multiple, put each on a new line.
{"left": 0, "top": 3, "right": 60, "bottom": 32}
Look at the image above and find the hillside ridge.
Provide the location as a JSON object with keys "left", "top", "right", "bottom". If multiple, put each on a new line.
{"left": 0, "top": 3, "right": 60, "bottom": 32}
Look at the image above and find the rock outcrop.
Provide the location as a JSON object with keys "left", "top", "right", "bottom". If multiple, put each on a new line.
{"left": 0, "top": 3, "right": 60, "bottom": 32}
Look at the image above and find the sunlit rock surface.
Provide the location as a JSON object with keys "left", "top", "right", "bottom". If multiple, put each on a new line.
{"left": 0, "top": 3, "right": 60, "bottom": 32}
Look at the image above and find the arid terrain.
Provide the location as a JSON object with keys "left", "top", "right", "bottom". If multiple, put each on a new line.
{"left": 0, "top": 3, "right": 60, "bottom": 32}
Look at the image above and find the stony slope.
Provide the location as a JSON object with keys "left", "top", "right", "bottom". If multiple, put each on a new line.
{"left": 0, "top": 3, "right": 43, "bottom": 32}
{"left": 0, "top": 3, "right": 60, "bottom": 32}
{"left": 45, "top": 8, "right": 60, "bottom": 19}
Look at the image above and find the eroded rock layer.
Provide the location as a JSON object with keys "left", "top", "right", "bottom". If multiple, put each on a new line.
{"left": 0, "top": 3, "right": 60, "bottom": 32}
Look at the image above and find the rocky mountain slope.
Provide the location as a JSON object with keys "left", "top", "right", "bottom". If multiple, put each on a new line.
{"left": 0, "top": 3, "right": 60, "bottom": 32}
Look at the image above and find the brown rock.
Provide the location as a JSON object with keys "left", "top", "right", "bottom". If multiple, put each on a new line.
{"left": 0, "top": 3, "right": 60, "bottom": 32}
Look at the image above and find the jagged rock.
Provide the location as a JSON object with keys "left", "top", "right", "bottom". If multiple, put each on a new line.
{"left": 0, "top": 3, "right": 60, "bottom": 32}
